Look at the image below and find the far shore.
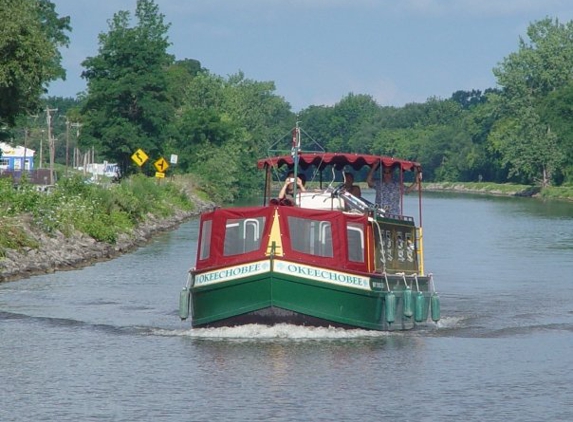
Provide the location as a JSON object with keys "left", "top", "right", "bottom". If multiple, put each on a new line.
{"left": 422, "top": 182, "right": 573, "bottom": 201}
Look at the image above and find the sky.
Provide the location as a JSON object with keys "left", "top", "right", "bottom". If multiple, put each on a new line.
{"left": 47, "top": 0, "right": 573, "bottom": 111}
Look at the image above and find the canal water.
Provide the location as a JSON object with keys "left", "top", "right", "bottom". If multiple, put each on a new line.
{"left": 1, "top": 192, "right": 573, "bottom": 421}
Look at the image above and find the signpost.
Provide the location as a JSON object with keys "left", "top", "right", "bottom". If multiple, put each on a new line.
{"left": 154, "top": 157, "right": 169, "bottom": 179}
{"left": 130, "top": 149, "right": 173, "bottom": 180}
{"left": 154, "top": 157, "right": 169, "bottom": 173}
{"left": 131, "top": 149, "right": 149, "bottom": 167}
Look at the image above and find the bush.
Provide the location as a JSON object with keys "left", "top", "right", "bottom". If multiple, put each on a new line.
{"left": 0, "top": 217, "right": 39, "bottom": 257}
{"left": 0, "top": 174, "right": 195, "bottom": 249}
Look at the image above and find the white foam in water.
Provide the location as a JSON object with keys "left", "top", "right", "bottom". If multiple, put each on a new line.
{"left": 434, "top": 316, "right": 464, "bottom": 329}
{"left": 157, "top": 323, "right": 393, "bottom": 340}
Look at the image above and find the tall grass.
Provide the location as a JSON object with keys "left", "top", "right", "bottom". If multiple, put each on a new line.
{"left": 0, "top": 174, "right": 194, "bottom": 252}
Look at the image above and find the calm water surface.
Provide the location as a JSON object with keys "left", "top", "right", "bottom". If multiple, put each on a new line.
{"left": 1, "top": 192, "right": 573, "bottom": 421}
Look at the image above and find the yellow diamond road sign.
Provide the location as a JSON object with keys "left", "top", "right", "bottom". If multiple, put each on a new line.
{"left": 131, "top": 149, "right": 149, "bottom": 167}
{"left": 154, "top": 157, "right": 169, "bottom": 173}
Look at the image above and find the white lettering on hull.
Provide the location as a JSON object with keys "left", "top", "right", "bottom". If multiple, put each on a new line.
{"left": 274, "top": 261, "right": 371, "bottom": 291}
{"left": 194, "top": 260, "right": 371, "bottom": 291}
{"left": 194, "top": 261, "right": 270, "bottom": 286}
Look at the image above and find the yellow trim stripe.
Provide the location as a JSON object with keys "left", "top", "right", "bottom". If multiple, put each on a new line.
{"left": 265, "top": 208, "right": 284, "bottom": 256}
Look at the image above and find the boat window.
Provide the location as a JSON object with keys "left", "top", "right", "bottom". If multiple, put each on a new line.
{"left": 223, "top": 217, "right": 266, "bottom": 256}
{"left": 373, "top": 224, "right": 384, "bottom": 270}
{"left": 199, "top": 220, "right": 212, "bottom": 260}
{"left": 287, "top": 216, "right": 333, "bottom": 257}
{"left": 347, "top": 222, "right": 364, "bottom": 263}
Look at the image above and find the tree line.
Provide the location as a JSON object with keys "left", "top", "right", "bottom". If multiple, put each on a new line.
{"left": 2, "top": 0, "right": 573, "bottom": 202}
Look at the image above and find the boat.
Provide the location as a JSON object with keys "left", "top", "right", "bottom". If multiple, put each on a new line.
{"left": 179, "top": 124, "right": 440, "bottom": 331}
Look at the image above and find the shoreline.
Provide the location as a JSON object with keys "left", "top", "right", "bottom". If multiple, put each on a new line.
{"left": 0, "top": 194, "right": 214, "bottom": 284}
{"left": 422, "top": 182, "right": 541, "bottom": 197}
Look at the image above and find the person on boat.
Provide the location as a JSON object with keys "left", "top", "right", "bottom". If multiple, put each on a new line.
{"left": 279, "top": 171, "right": 306, "bottom": 201}
{"left": 343, "top": 172, "right": 362, "bottom": 197}
{"left": 367, "top": 163, "right": 417, "bottom": 215}
{"left": 366, "top": 162, "right": 401, "bottom": 214}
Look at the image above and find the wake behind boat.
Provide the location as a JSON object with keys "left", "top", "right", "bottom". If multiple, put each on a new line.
{"left": 179, "top": 124, "right": 440, "bottom": 331}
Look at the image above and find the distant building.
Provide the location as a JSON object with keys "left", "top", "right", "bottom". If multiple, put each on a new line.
{"left": 0, "top": 142, "right": 35, "bottom": 171}
{"left": 0, "top": 142, "right": 50, "bottom": 185}
{"left": 83, "top": 162, "right": 120, "bottom": 178}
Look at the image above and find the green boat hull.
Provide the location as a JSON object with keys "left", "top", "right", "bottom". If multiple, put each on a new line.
{"left": 187, "top": 266, "right": 434, "bottom": 331}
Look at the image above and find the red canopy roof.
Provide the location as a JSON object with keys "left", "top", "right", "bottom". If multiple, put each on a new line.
{"left": 257, "top": 152, "right": 421, "bottom": 172}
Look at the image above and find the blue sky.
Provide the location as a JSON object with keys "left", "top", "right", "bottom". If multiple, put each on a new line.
{"left": 48, "top": 0, "right": 573, "bottom": 111}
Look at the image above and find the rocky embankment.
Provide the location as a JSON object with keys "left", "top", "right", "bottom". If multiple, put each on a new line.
{"left": 0, "top": 193, "right": 215, "bottom": 283}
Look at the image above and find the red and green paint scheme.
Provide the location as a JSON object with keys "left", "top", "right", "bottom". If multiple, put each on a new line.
{"left": 179, "top": 151, "right": 440, "bottom": 331}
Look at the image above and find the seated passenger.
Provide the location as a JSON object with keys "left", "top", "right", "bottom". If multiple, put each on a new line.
{"left": 279, "top": 171, "right": 306, "bottom": 201}
{"left": 343, "top": 172, "right": 362, "bottom": 197}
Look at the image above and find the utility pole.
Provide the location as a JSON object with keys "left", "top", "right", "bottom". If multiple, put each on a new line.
{"left": 39, "top": 129, "right": 45, "bottom": 169}
{"left": 46, "top": 106, "right": 58, "bottom": 185}
{"left": 65, "top": 119, "right": 69, "bottom": 176}
{"left": 23, "top": 128, "right": 28, "bottom": 173}
{"left": 68, "top": 122, "right": 82, "bottom": 176}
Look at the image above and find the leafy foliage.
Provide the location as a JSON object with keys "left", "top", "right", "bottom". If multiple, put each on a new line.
{"left": 0, "top": 175, "right": 193, "bottom": 246}
{"left": 80, "top": 0, "right": 174, "bottom": 176}
{"left": 0, "top": 0, "right": 70, "bottom": 127}
{"left": 171, "top": 71, "right": 294, "bottom": 200}
{"left": 492, "top": 17, "right": 573, "bottom": 185}
{"left": 538, "top": 81, "right": 573, "bottom": 184}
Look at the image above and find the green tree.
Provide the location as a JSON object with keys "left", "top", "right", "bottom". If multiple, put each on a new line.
{"left": 166, "top": 58, "right": 204, "bottom": 110}
{"left": 460, "top": 97, "right": 504, "bottom": 182}
{"left": 80, "top": 0, "right": 174, "bottom": 175}
{"left": 172, "top": 72, "right": 233, "bottom": 171}
{"left": 173, "top": 71, "right": 293, "bottom": 201}
{"left": 221, "top": 72, "right": 293, "bottom": 190}
{"left": 450, "top": 89, "right": 488, "bottom": 110}
{"left": 492, "top": 17, "right": 573, "bottom": 185}
{"left": 539, "top": 81, "right": 573, "bottom": 184}
{"left": 296, "top": 94, "right": 381, "bottom": 154}
{"left": 0, "top": 0, "right": 70, "bottom": 128}
{"left": 327, "top": 94, "right": 380, "bottom": 152}
{"left": 490, "top": 104, "right": 562, "bottom": 185}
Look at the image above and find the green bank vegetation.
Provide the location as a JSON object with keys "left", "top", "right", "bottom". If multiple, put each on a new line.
{"left": 0, "top": 175, "right": 194, "bottom": 255}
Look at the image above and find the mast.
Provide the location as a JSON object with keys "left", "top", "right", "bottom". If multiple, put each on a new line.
{"left": 291, "top": 121, "right": 301, "bottom": 198}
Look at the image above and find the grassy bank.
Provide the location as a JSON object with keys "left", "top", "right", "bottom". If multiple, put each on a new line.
{"left": 0, "top": 174, "right": 198, "bottom": 257}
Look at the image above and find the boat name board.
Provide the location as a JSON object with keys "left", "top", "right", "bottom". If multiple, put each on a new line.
{"left": 275, "top": 261, "right": 371, "bottom": 291}
{"left": 194, "top": 261, "right": 270, "bottom": 287}
{"left": 193, "top": 260, "right": 370, "bottom": 291}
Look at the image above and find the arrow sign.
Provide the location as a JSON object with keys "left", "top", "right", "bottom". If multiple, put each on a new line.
{"left": 154, "top": 157, "right": 169, "bottom": 173}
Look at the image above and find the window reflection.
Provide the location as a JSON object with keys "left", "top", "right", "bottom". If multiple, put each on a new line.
{"left": 199, "top": 220, "right": 212, "bottom": 260}
{"left": 224, "top": 217, "right": 266, "bottom": 256}
{"left": 347, "top": 222, "right": 364, "bottom": 262}
{"left": 287, "top": 216, "right": 333, "bottom": 257}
